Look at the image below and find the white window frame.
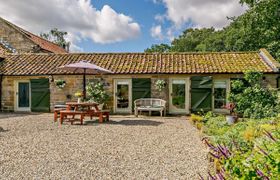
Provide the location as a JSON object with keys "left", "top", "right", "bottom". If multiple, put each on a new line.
{"left": 169, "top": 78, "right": 190, "bottom": 114}
{"left": 113, "top": 79, "right": 132, "bottom": 113}
{"left": 212, "top": 79, "right": 230, "bottom": 113}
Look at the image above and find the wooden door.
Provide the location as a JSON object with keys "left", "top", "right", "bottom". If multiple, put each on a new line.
{"left": 30, "top": 79, "right": 50, "bottom": 112}
{"left": 191, "top": 76, "right": 212, "bottom": 112}
{"left": 132, "top": 78, "right": 151, "bottom": 110}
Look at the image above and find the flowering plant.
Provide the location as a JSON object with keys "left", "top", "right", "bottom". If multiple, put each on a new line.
{"left": 74, "top": 91, "right": 83, "bottom": 98}
{"left": 54, "top": 79, "right": 66, "bottom": 89}
{"left": 86, "top": 81, "right": 109, "bottom": 104}
{"left": 224, "top": 103, "right": 236, "bottom": 115}
{"left": 155, "top": 79, "right": 166, "bottom": 92}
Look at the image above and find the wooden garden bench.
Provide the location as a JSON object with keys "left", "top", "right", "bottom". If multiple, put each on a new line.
{"left": 134, "top": 98, "right": 166, "bottom": 117}
{"left": 86, "top": 109, "right": 110, "bottom": 123}
{"left": 59, "top": 110, "right": 86, "bottom": 125}
{"left": 53, "top": 104, "right": 67, "bottom": 122}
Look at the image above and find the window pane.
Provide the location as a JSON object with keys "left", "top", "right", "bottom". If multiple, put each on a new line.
{"left": 214, "top": 80, "right": 226, "bottom": 88}
{"left": 214, "top": 88, "right": 226, "bottom": 109}
{"left": 117, "top": 84, "right": 129, "bottom": 108}
{"left": 172, "top": 82, "right": 185, "bottom": 109}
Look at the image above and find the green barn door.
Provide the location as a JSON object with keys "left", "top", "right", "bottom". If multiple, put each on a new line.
{"left": 132, "top": 78, "right": 151, "bottom": 109}
{"left": 30, "top": 79, "right": 50, "bottom": 112}
{"left": 191, "top": 76, "right": 212, "bottom": 112}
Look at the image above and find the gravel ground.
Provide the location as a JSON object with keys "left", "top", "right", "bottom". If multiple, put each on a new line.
{"left": 0, "top": 113, "right": 208, "bottom": 179}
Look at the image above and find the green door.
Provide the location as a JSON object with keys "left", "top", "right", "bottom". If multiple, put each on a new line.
{"left": 31, "top": 79, "right": 50, "bottom": 112}
{"left": 132, "top": 78, "right": 151, "bottom": 109}
{"left": 191, "top": 76, "right": 212, "bottom": 112}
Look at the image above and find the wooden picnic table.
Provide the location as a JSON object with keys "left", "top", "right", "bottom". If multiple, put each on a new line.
{"left": 65, "top": 102, "right": 100, "bottom": 111}
{"left": 59, "top": 102, "right": 109, "bottom": 125}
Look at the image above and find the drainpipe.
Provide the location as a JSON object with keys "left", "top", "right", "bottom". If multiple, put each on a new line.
{"left": 0, "top": 74, "right": 3, "bottom": 111}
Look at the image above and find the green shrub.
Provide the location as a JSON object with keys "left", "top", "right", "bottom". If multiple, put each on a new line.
{"left": 223, "top": 129, "right": 280, "bottom": 179}
{"left": 203, "top": 116, "right": 229, "bottom": 136}
{"left": 203, "top": 115, "right": 280, "bottom": 179}
{"left": 86, "top": 81, "right": 110, "bottom": 104}
{"left": 228, "top": 70, "right": 279, "bottom": 119}
{"left": 190, "top": 114, "right": 203, "bottom": 124}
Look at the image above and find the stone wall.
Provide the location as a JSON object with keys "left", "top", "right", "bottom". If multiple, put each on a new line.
{"left": 1, "top": 75, "right": 114, "bottom": 112}
{"left": 1, "top": 73, "right": 278, "bottom": 112}
{"left": 0, "top": 18, "right": 39, "bottom": 53}
{"left": 50, "top": 75, "right": 114, "bottom": 111}
{"left": 263, "top": 74, "right": 278, "bottom": 88}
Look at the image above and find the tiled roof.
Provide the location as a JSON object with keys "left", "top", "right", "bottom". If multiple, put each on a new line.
{"left": 1, "top": 17, "right": 67, "bottom": 53}
{"left": 0, "top": 49, "right": 278, "bottom": 75}
{"left": 20, "top": 29, "right": 67, "bottom": 53}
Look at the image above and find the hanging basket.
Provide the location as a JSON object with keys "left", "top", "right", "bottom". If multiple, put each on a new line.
{"left": 54, "top": 79, "right": 66, "bottom": 89}
{"left": 155, "top": 79, "right": 166, "bottom": 92}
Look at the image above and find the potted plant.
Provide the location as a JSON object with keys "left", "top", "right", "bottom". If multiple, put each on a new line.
{"left": 74, "top": 91, "right": 83, "bottom": 103}
{"left": 155, "top": 79, "right": 166, "bottom": 92}
{"left": 54, "top": 79, "right": 66, "bottom": 89}
{"left": 224, "top": 103, "right": 238, "bottom": 125}
{"left": 86, "top": 81, "right": 110, "bottom": 110}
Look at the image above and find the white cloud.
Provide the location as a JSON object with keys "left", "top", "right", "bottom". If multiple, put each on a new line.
{"left": 157, "top": 0, "right": 247, "bottom": 29}
{"left": 154, "top": 14, "right": 165, "bottom": 23}
{"left": 150, "top": 25, "right": 163, "bottom": 40}
{"left": 0, "top": 0, "right": 141, "bottom": 52}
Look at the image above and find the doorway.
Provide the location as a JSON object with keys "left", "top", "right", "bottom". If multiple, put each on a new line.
{"left": 190, "top": 76, "right": 213, "bottom": 112}
{"left": 114, "top": 79, "right": 132, "bottom": 113}
{"left": 15, "top": 81, "right": 30, "bottom": 111}
{"left": 169, "top": 78, "right": 190, "bottom": 114}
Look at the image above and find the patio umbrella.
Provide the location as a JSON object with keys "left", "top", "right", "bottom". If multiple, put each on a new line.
{"left": 58, "top": 60, "right": 113, "bottom": 99}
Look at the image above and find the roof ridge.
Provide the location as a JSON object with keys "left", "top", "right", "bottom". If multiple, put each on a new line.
{"left": 4, "top": 51, "right": 260, "bottom": 56}
{"left": 0, "top": 17, "right": 67, "bottom": 53}
{"left": 259, "top": 48, "right": 280, "bottom": 72}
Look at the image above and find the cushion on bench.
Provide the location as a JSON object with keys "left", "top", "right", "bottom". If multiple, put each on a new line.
{"left": 134, "top": 98, "right": 166, "bottom": 116}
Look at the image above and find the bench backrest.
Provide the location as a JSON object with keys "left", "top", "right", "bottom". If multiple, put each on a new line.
{"left": 134, "top": 98, "right": 166, "bottom": 108}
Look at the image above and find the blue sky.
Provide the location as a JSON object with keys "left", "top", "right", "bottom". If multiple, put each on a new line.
{"left": 0, "top": 0, "right": 247, "bottom": 52}
{"left": 82, "top": 0, "right": 169, "bottom": 52}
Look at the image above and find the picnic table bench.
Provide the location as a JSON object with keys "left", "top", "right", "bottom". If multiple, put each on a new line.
{"left": 54, "top": 102, "right": 110, "bottom": 125}
{"left": 134, "top": 98, "right": 166, "bottom": 117}
{"left": 60, "top": 110, "right": 86, "bottom": 125}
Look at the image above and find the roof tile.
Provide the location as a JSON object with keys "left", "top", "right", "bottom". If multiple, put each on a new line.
{"left": 0, "top": 51, "right": 276, "bottom": 75}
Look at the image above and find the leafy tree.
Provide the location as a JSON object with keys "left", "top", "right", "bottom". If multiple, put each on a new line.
{"left": 144, "top": 43, "right": 170, "bottom": 53}
{"left": 145, "top": 0, "right": 280, "bottom": 60}
{"left": 170, "top": 28, "right": 218, "bottom": 52}
{"left": 40, "top": 28, "right": 70, "bottom": 51}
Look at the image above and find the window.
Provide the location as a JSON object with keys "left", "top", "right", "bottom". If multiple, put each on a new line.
{"left": 213, "top": 80, "right": 227, "bottom": 109}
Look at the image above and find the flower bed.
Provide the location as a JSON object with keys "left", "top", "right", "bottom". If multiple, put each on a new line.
{"left": 191, "top": 113, "right": 280, "bottom": 179}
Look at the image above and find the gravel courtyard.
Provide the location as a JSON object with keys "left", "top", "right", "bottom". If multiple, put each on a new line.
{"left": 0, "top": 113, "right": 208, "bottom": 179}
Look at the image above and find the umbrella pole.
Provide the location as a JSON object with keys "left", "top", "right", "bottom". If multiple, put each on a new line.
{"left": 83, "top": 68, "right": 86, "bottom": 99}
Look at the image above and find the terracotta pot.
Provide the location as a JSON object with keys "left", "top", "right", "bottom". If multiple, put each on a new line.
{"left": 226, "top": 115, "right": 238, "bottom": 125}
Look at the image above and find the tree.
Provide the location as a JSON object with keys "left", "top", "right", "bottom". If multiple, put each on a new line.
{"left": 145, "top": 0, "right": 280, "bottom": 61}
{"left": 40, "top": 28, "right": 70, "bottom": 51}
{"left": 170, "top": 28, "right": 218, "bottom": 52}
{"left": 144, "top": 43, "right": 170, "bottom": 53}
